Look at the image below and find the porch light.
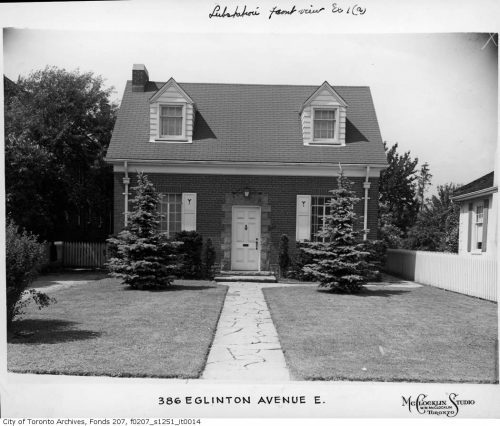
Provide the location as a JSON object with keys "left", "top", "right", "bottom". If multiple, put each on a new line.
{"left": 244, "top": 187, "right": 250, "bottom": 197}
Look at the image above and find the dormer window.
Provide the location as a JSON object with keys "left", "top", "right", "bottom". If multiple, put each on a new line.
{"left": 160, "top": 105, "right": 184, "bottom": 138}
{"left": 149, "top": 77, "right": 195, "bottom": 143}
{"left": 301, "top": 82, "right": 347, "bottom": 146}
{"left": 313, "top": 108, "right": 337, "bottom": 140}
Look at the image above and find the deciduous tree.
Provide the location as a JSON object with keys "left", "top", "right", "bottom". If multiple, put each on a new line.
{"left": 379, "top": 142, "right": 420, "bottom": 236}
{"left": 405, "top": 183, "right": 460, "bottom": 252}
{"left": 4, "top": 67, "right": 117, "bottom": 241}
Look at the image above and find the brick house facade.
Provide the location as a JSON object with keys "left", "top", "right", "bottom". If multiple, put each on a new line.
{"left": 106, "top": 65, "right": 387, "bottom": 272}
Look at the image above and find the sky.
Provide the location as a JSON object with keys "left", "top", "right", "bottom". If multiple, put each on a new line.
{"left": 3, "top": 29, "right": 498, "bottom": 195}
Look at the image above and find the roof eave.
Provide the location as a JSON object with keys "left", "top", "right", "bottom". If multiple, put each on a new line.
{"left": 452, "top": 186, "right": 498, "bottom": 202}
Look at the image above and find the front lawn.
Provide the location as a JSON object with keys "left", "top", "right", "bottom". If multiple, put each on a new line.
{"left": 263, "top": 284, "right": 498, "bottom": 383}
{"left": 8, "top": 278, "right": 227, "bottom": 378}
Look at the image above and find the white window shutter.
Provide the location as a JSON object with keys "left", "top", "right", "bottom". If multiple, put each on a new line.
{"left": 181, "top": 193, "right": 197, "bottom": 231}
{"left": 296, "top": 195, "right": 312, "bottom": 242}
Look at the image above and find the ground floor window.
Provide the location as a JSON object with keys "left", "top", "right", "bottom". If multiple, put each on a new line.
{"left": 159, "top": 193, "right": 182, "bottom": 237}
{"left": 311, "top": 195, "right": 331, "bottom": 242}
{"left": 473, "top": 203, "right": 484, "bottom": 250}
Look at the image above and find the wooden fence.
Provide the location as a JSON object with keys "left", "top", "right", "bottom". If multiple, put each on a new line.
{"left": 385, "top": 249, "right": 497, "bottom": 302}
{"left": 61, "top": 241, "right": 108, "bottom": 268}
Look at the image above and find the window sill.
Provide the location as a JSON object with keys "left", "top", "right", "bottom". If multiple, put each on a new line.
{"left": 152, "top": 138, "right": 191, "bottom": 143}
{"left": 306, "top": 140, "right": 343, "bottom": 146}
{"left": 471, "top": 250, "right": 483, "bottom": 255}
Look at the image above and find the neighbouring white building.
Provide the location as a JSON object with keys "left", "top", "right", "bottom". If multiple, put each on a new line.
{"left": 453, "top": 170, "right": 498, "bottom": 257}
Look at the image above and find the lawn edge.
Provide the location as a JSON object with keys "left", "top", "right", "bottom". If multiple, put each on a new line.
{"left": 8, "top": 281, "right": 230, "bottom": 381}
{"left": 194, "top": 283, "right": 229, "bottom": 378}
{"left": 262, "top": 285, "right": 499, "bottom": 384}
{"left": 262, "top": 286, "right": 304, "bottom": 381}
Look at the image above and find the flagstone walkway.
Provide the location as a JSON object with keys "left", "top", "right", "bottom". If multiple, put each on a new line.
{"left": 202, "top": 282, "right": 306, "bottom": 381}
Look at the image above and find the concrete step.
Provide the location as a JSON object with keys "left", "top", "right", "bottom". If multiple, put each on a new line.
{"left": 219, "top": 270, "right": 274, "bottom": 276}
{"left": 214, "top": 275, "right": 277, "bottom": 283}
{"left": 219, "top": 271, "right": 274, "bottom": 277}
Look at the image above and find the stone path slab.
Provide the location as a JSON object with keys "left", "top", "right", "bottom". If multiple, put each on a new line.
{"left": 202, "top": 282, "right": 298, "bottom": 382}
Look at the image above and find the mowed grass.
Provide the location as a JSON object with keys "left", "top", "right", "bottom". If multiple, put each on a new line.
{"left": 263, "top": 284, "right": 498, "bottom": 383}
{"left": 8, "top": 278, "right": 227, "bottom": 378}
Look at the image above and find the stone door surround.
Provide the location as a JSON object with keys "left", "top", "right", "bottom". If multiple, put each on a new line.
{"left": 221, "top": 190, "right": 271, "bottom": 271}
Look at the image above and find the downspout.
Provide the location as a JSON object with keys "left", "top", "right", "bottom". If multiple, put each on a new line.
{"left": 123, "top": 161, "right": 130, "bottom": 227}
{"left": 363, "top": 166, "right": 371, "bottom": 240}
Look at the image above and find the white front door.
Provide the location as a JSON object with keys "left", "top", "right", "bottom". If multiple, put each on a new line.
{"left": 231, "top": 206, "right": 261, "bottom": 271}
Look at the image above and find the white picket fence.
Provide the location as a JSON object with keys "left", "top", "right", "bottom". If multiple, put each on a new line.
{"left": 385, "top": 249, "right": 497, "bottom": 302}
{"left": 61, "top": 242, "right": 108, "bottom": 268}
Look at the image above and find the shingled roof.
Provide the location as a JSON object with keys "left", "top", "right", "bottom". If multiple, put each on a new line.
{"left": 453, "top": 171, "right": 495, "bottom": 197}
{"left": 106, "top": 80, "right": 387, "bottom": 165}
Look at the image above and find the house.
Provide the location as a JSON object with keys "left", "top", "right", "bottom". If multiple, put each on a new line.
{"left": 453, "top": 171, "right": 498, "bottom": 257}
{"left": 105, "top": 64, "right": 387, "bottom": 272}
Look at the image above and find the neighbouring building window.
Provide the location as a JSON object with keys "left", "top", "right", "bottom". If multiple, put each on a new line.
{"left": 311, "top": 195, "right": 331, "bottom": 241}
{"left": 474, "top": 203, "right": 484, "bottom": 250}
{"left": 160, "top": 105, "right": 183, "bottom": 137}
{"left": 313, "top": 109, "right": 336, "bottom": 139}
{"left": 159, "top": 193, "right": 182, "bottom": 236}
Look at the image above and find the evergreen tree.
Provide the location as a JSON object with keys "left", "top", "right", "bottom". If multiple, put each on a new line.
{"left": 302, "top": 172, "right": 372, "bottom": 293}
{"left": 106, "top": 173, "right": 180, "bottom": 289}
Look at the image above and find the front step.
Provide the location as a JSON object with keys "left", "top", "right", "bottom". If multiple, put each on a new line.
{"left": 219, "top": 270, "right": 274, "bottom": 276}
{"left": 214, "top": 274, "right": 277, "bottom": 283}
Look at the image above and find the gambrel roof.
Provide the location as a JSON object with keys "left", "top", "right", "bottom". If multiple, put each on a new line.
{"left": 106, "top": 80, "right": 387, "bottom": 165}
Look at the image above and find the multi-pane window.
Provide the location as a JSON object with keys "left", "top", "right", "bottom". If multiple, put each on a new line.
{"left": 159, "top": 194, "right": 182, "bottom": 237}
{"left": 160, "top": 105, "right": 183, "bottom": 137}
{"left": 475, "top": 204, "right": 484, "bottom": 250}
{"left": 313, "top": 109, "right": 336, "bottom": 139}
{"left": 311, "top": 196, "right": 331, "bottom": 241}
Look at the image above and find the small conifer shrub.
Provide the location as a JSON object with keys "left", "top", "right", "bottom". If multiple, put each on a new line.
{"left": 107, "top": 172, "right": 181, "bottom": 289}
{"left": 301, "top": 172, "right": 373, "bottom": 293}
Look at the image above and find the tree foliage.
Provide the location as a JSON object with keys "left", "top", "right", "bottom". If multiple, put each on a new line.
{"left": 301, "top": 173, "right": 372, "bottom": 293}
{"left": 106, "top": 173, "right": 181, "bottom": 289}
{"left": 379, "top": 142, "right": 420, "bottom": 235}
{"left": 405, "top": 183, "right": 460, "bottom": 252}
{"left": 174, "top": 231, "right": 204, "bottom": 279}
{"left": 4, "top": 67, "right": 117, "bottom": 241}
{"left": 416, "top": 162, "right": 433, "bottom": 213}
{"left": 201, "top": 238, "right": 217, "bottom": 280}
{"left": 378, "top": 201, "right": 403, "bottom": 248}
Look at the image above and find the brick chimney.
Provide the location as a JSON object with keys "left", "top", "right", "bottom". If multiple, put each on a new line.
{"left": 132, "top": 64, "right": 149, "bottom": 92}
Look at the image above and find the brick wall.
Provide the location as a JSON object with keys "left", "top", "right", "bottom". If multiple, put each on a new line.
{"left": 113, "top": 173, "right": 380, "bottom": 268}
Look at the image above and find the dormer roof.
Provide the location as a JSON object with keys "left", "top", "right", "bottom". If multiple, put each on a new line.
{"left": 149, "top": 77, "right": 195, "bottom": 105}
{"left": 301, "top": 81, "right": 348, "bottom": 112}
